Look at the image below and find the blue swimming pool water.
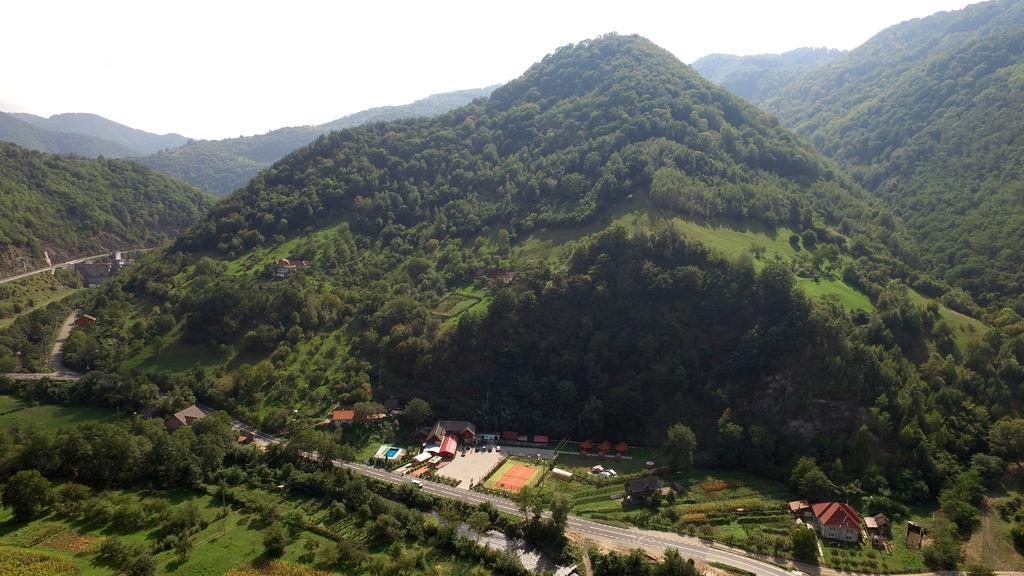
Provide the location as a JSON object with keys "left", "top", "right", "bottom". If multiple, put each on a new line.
{"left": 385, "top": 447, "right": 400, "bottom": 458}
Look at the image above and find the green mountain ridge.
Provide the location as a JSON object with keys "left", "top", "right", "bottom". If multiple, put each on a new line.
{"left": 0, "top": 142, "right": 214, "bottom": 276}
{"left": 691, "top": 47, "right": 845, "bottom": 102}
{"left": 136, "top": 86, "right": 498, "bottom": 196}
{"left": 0, "top": 111, "right": 138, "bottom": 158}
{"left": 701, "top": 0, "right": 1024, "bottom": 309}
{"left": 13, "top": 112, "right": 189, "bottom": 155}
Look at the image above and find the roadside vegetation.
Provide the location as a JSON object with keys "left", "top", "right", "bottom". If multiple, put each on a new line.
{"left": 0, "top": 384, "right": 578, "bottom": 576}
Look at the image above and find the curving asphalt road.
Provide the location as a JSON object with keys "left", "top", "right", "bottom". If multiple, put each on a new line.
{"left": 0, "top": 247, "right": 156, "bottom": 286}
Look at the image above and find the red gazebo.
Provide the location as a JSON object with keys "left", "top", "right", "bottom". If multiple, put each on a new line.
{"left": 597, "top": 440, "right": 612, "bottom": 456}
{"left": 579, "top": 439, "right": 594, "bottom": 454}
{"left": 615, "top": 441, "right": 628, "bottom": 461}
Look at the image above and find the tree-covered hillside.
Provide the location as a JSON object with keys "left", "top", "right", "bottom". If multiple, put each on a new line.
{"left": 178, "top": 35, "right": 906, "bottom": 267}
{"left": 53, "top": 39, "right": 1024, "bottom": 559}
{"left": 0, "top": 142, "right": 213, "bottom": 275}
{"left": 137, "top": 87, "right": 497, "bottom": 195}
{"left": 692, "top": 47, "right": 845, "bottom": 103}
{"left": 86, "top": 31, "right": 1002, "bottom": 489}
{"left": 758, "top": 0, "right": 1024, "bottom": 309}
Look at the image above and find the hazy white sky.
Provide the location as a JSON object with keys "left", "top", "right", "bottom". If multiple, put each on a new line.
{"left": 2, "top": 0, "right": 977, "bottom": 140}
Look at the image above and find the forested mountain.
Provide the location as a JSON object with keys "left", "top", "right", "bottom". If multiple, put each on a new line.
{"left": 70, "top": 33, "right": 1024, "bottom": 522}
{"left": 750, "top": 0, "right": 1024, "bottom": 309}
{"left": 691, "top": 47, "right": 845, "bottom": 102}
{"left": 136, "top": 86, "right": 497, "bottom": 195}
{"left": 0, "top": 111, "right": 136, "bottom": 158}
{"left": 0, "top": 142, "right": 213, "bottom": 275}
{"left": 12, "top": 112, "right": 188, "bottom": 155}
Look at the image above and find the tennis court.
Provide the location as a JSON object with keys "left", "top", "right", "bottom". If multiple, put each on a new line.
{"left": 487, "top": 461, "right": 541, "bottom": 492}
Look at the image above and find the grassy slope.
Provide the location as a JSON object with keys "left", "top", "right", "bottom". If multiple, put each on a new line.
{"left": 963, "top": 469, "right": 1024, "bottom": 569}
{"left": 520, "top": 192, "right": 874, "bottom": 311}
{"left": 907, "top": 289, "right": 988, "bottom": 352}
{"left": 0, "top": 273, "right": 81, "bottom": 330}
{"left": 0, "top": 494, "right": 320, "bottom": 576}
{"left": 0, "top": 486, "right": 481, "bottom": 576}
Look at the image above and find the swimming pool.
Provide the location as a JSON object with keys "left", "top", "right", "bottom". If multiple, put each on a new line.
{"left": 385, "top": 447, "right": 401, "bottom": 459}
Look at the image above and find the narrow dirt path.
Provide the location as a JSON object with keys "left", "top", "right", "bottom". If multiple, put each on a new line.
{"left": 49, "top": 312, "right": 78, "bottom": 374}
{"left": 0, "top": 312, "right": 81, "bottom": 381}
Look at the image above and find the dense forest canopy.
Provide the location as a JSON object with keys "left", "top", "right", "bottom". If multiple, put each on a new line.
{"left": 752, "top": 0, "right": 1024, "bottom": 310}
{"left": 0, "top": 142, "right": 213, "bottom": 274}
{"left": 136, "top": 86, "right": 497, "bottom": 195}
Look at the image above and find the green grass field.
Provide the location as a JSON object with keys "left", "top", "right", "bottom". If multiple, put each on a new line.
{"left": 0, "top": 395, "right": 24, "bottom": 414}
{"left": 121, "top": 339, "right": 229, "bottom": 375}
{"left": 552, "top": 453, "right": 650, "bottom": 475}
{"left": 435, "top": 288, "right": 487, "bottom": 320}
{"left": 0, "top": 396, "right": 120, "bottom": 429}
{"left": 796, "top": 278, "right": 875, "bottom": 312}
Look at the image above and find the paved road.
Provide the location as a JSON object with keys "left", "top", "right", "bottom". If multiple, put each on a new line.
{"left": 0, "top": 248, "right": 156, "bottom": 286}
{"left": 0, "top": 313, "right": 81, "bottom": 381}
{"left": 335, "top": 459, "right": 794, "bottom": 576}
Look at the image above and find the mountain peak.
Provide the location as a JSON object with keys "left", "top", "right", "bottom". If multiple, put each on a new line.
{"left": 489, "top": 33, "right": 703, "bottom": 112}
{"left": 180, "top": 34, "right": 875, "bottom": 259}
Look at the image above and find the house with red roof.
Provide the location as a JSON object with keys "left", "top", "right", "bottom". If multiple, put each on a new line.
{"left": 810, "top": 502, "right": 862, "bottom": 542}
{"left": 73, "top": 314, "right": 97, "bottom": 327}
{"left": 329, "top": 406, "right": 356, "bottom": 427}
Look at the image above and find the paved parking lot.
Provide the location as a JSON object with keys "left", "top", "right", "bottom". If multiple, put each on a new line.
{"left": 436, "top": 447, "right": 505, "bottom": 488}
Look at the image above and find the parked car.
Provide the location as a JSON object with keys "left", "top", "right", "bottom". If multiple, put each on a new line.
{"left": 495, "top": 446, "right": 501, "bottom": 452}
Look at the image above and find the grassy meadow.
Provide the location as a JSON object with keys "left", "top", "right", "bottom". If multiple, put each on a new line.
{"left": 0, "top": 395, "right": 120, "bottom": 429}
